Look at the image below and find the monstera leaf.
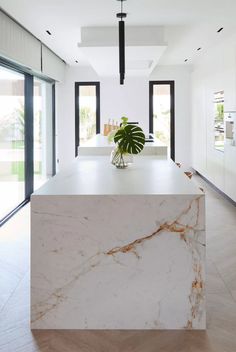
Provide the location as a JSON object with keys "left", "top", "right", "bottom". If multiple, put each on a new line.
{"left": 114, "top": 124, "right": 145, "bottom": 154}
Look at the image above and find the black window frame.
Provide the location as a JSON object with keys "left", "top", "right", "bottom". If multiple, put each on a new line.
{"left": 0, "top": 57, "right": 56, "bottom": 226}
{"left": 149, "top": 80, "right": 175, "bottom": 161}
{"left": 75, "top": 81, "right": 100, "bottom": 157}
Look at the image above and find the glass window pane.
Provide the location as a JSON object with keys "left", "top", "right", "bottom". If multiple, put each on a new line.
{"left": 34, "top": 78, "right": 53, "bottom": 190}
{"left": 0, "top": 66, "right": 25, "bottom": 219}
{"left": 153, "top": 84, "right": 171, "bottom": 151}
{"left": 214, "top": 90, "right": 224, "bottom": 152}
{"left": 79, "top": 85, "right": 96, "bottom": 146}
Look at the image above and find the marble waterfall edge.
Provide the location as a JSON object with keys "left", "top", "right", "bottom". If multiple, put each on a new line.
{"left": 31, "top": 194, "right": 205, "bottom": 329}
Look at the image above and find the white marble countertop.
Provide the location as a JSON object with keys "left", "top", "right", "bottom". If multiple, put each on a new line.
{"left": 80, "top": 134, "right": 164, "bottom": 148}
{"left": 33, "top": 156, "right": 202, "bottom": 196}
{"left": 78, "top": 134, "right": 168, "bottom": 156}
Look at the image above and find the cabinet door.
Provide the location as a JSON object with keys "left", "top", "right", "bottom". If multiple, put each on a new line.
{"left": 224, "top": 144, "right": 236, "bottom": 202}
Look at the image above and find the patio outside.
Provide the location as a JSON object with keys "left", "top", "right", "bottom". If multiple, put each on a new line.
{"left": 0, "top": 68, "right": 49, "bottom": 220}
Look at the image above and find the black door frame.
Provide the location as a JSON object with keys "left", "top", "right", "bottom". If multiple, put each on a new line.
{"left": 52, "top": 83, "right": 56, "bottom": 176}
{"left": 149, "top": 80, "right": 175, "bottom": 161}
{"left": 75, "top": 82, "right": 100, "bottom": 157}
{"left": 0, "top": 58, "right": 56, "bottom": 226}
{"left": 24, "top": 73, "right": 34, "bottom": 199}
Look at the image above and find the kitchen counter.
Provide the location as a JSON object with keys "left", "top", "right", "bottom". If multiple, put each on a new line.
{"left": 78, "top": 134, "right": 168, "bottom": 156}
{"left": 31, "top": 156, "right": 206, "bottom": 329}
{"left": 34, "top": 156, "right": 202, "bottom": 196}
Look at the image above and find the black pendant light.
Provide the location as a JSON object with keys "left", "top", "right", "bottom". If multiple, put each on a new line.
{"left": 116, "top": 0, "right": 127, "bottom": 85}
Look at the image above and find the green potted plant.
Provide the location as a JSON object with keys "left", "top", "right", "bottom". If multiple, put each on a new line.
{"left": 110, "top": 117, "right": 145, "bottom": 168}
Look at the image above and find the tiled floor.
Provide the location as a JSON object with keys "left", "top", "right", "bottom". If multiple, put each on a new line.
{"left": 0, "top": 175, "right": 236, "bottom": 351}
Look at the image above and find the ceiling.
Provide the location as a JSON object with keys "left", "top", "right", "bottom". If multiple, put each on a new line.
{"left": 78, "top": 26, "right": 167, "bottom": 76}
{"left": 79, "top": 45, "right": 167, "bottom": 77}
{"left": 0, "top": 0, "right": 236, "bottom": 70}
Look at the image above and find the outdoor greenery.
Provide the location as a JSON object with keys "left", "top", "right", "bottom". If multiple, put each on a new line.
{"left": 11, "top": 161, "right": 24, "bottom": 181}
{"left": 12, "top": 140, "right": 24, "bottom": 149}
{"left": 0, "top": 101, "right": 24, "bottom": 141}
{"left": 154, "top": 110, "right": 170, "bottom": 146}
{"left": 0, "top": 101, "right": 43, "bottom": 181}
{"left": 214, "top": 91, "right": 225, "bottom": 151}
{"left": 216, "top": 103, "right": 224, "bottom": 122}
{"left": 80, "top": 106, "right": 96, "bottom": 143}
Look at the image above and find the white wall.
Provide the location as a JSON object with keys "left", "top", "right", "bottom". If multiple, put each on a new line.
{"left": 57, "top": 64, "right": 191, "bottom": 170}
{"left": 191, "top": 33, "right": 236, "bottom": 201}
{"left": 100, "top": 77, "right": 149, "bottom": 132}
{"left": 150, "top": 65, "right": 192, "bottom": 167}
{"left": 57, "top": 65, "right": 150, "bottom": 169}
{"left": 56, "top": 66, "right": 99, "bottom": 169}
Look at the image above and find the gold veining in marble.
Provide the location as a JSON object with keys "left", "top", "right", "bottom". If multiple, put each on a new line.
{"left": 31, "top": 196, "right": 205, "bottom": 328}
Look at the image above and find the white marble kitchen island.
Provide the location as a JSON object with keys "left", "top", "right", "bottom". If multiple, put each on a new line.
{"left": 78, "top": 133, "right": 168, "bottom": 156}
{"left": 31, "top": 156, "right": 205, "bottom": 330}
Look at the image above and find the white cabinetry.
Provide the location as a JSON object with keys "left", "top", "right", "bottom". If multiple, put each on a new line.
{"left": 225, "top": 143, "right": 236, "bottom": 201}
{"left": 191, "top": 37, "right": 236, "bottom": 202}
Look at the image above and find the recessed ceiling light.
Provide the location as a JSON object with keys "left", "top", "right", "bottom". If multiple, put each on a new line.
{"left": 46, "top": 30, "right": 52, "bottom": 35}
{"left": 197, "top": 47, "right": 202, "bottom": 51}
{"left": 217, "top": 27, "right": 224, "bottom": 33}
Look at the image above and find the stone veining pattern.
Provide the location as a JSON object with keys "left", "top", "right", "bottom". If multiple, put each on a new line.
{"left": 31, "top": 195, "right": 205, "bottom": 329}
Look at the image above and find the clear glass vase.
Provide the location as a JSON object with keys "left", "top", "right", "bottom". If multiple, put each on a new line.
{"left": 110, "top": 148, "right": 133, "bottom": 169}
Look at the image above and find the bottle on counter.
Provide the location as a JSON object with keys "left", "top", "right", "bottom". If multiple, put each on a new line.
{"left": 108, "top": 119, "right": 112, "bottom": 133}
{"left": 104, "top": 119, "right": 120, "bottom": 135}
{"left": 103, "top": 120, "right": 109, "bottom": 136}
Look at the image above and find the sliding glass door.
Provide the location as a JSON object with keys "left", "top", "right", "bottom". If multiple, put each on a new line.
{"left": 75, "top": 82, "right": 100, "bottom": 156}
{"left": 0, "top": 66, "right": 25, "bottom": 219}
{"left": 34, "top": 79, "right": 54, "bottom": 190}
{"left": 0, "top": 62, "right": 55, "bottom": 224}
